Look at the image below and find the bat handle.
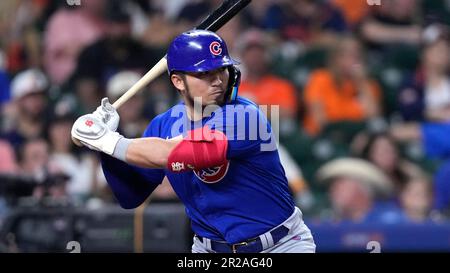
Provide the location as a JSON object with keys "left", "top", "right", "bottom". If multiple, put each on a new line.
{"left": 72, "top": 58, "right": 168, "bottom": 147}
{"left": 72, "top": 136, "right": 83, "bottom": 147}
{"left": 112, "top": 58, "right": 168, "bottom": 109}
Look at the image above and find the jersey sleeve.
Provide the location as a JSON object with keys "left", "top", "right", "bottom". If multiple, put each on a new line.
{"left": 100, "top": 115, "right": 166, "bottom": 209}
{"left": 421, "top": 122, "right": 450, "bottom": 158}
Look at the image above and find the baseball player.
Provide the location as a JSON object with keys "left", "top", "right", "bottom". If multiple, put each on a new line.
{"left": 71, "top": 30, "right": 316, "bottom": 253}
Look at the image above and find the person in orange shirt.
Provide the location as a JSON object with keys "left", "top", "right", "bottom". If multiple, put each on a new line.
{"left": 331, "top": 0, "right": 370, "bottom": 27}
{"left": 237, "top": 29, "right": 299, "bottom": 120}
{"left": 303, "top": 36, "right": 381, "bottom": 136}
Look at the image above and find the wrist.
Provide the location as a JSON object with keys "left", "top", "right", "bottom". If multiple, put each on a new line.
{"left": 112, "top": 137, "right": 132, "bottom": 162}
{"left": 102, "top": 131, "right": 124, "bottom": 155}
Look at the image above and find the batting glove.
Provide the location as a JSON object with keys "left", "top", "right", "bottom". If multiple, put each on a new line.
{"left": 93, "top": 97, "right": 120, "bottom": 132}
{"left": 71, "top": 114, "right": 123, "bottom": 155}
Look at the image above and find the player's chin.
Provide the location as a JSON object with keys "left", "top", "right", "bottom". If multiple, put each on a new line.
{"left": 207, "top": 94, "right": 225, "bottom": 106}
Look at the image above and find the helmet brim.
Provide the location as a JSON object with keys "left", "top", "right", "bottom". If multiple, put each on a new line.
{"left": 179, "top": 56, "right": 240, "bottom": 73}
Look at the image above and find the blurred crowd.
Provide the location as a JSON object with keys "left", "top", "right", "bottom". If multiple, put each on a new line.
{"left": 1, "top": 0, "right": 450, "bottom": 228}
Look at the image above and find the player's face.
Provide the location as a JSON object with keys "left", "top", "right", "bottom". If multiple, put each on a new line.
{"left": 184, "top": 67, "right": 229, "bottom": 106}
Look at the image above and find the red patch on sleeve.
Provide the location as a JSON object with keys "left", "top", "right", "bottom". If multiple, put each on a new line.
{"left": 167, "top": 126, "right": 228, "bottom": 172}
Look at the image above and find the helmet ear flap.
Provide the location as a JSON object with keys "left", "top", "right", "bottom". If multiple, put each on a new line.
{"left": 226, "top": 66, "right": 241, "bottom": 103}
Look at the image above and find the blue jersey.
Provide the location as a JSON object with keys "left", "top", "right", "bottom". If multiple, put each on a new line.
{"left": 101, "top": 97, "right": 295, "bottom": 243}
{"left": 421, "top": 122, "right": 450, "bottom": 158}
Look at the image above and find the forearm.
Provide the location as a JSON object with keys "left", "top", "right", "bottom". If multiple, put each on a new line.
{"left": 425, "top": 108, "right": 450, "bottom": 122}
{"left": 311, "top": 102, "right": 327, "bottom": 129}
{"left": 362, "top": 21, "right": 420, "bottom": 44}
{"left": 390, "top": 123, "right": 422, "bottom": 141}
{"left": 357, "top": 83, "right": 380, "bottom": 117}
{"left": 124, "top": 137, "right": 182, "bottom": 168}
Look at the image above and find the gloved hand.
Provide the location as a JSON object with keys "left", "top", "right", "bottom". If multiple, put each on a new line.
{"left": 93, "top": 97, "right": 120, "bottom": 132}
{"left": 71, "top": 113, "right": 123, "bottom": 155}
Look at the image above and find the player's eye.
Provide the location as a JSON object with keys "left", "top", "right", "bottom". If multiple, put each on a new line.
{"left": 190, "top": 67, "right": 226, "bottom": 78}
{"left": 190, "top": 71, "right": 209, "bottom": 78}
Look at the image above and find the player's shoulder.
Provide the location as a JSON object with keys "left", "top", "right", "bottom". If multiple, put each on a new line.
{"left": 220, "top": 96, "right": 268, "bottom": 121}
{"left": 227, "top": 96, "right": 259, "bottom": 110}
{"left": 234, "top": 96, "right": 257, "bottom": 106}
{"left": 217, "top": 96, "right": 268, "bottom": 126}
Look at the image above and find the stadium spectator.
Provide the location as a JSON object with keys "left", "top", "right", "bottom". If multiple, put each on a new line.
{"left": 43, "top": 0, "right": 107, "bottom": 85}
{"left": 237, "top": 29, "right": 299, "bottom": 122}
{"left": 239, "top": 0, "right": 282, "bottom": 31}
{"left": 390, "top": 122, "right": 450, "bottom": 160}
{"left": 328, "top": 175, "right": 376, "bottom": 223}
{"left": 397, "top": 24, "right": 450, "bottom": 122}
{"left": 176, "top": 0, "right": 215, "bottom": 25}
{"left": 47, "top": 113, "right": 98, "bottom": 204}
{"left": 303, "top": 36, "right": 381, "bottom": 136}
{"left": 71, "top": 0, "right": 159, "bottom": 112}
{"left": 353, "top": 132, "right": 425, "bottom": 193}
{"left": 391, "top": 122, "right": 450, "bottom": 216}
{"left": 399, "top": 176, "right": 437, "bottom": 222}
{"left": 277, "top": 0, "right": 347, "bottom": 46}
{"left": 106, "top": 70, "right": 148, "bottom": 138}
{"left": 1, "top": 69, "right": 49, "bottom": 154}
{"left": 0, "top": 140, "right": 18, "bottom": 174}
{"left": 19, "top": 138, "right": 49, "bottom": 183}
{"left": 1, "top": 0, "right": 51, "bottom": 73}
{"left": 331, "top": 0, "right": 370, "bottom": 28}
{"left": 316, "top": 158, "right": 402, "bottom": 224}
{"left": 1, "top": 0, "right": 450, "bottom": 253}
{"left": 139, "top": 2, "right": 184, "bottom": 48}
{"left": 360, "top": 0, "right": 423, "bottom": 50}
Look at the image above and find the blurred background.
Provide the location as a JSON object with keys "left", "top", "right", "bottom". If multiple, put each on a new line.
{"left": 1, "top": 0, "right": 450, "bottom": 252}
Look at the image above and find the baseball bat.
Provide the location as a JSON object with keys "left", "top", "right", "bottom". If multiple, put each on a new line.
{"left": 113, "top": 0, "right": 251, "bottom": 109}
{"left": 73, "top": 0, "right": 251, "bottom": 146}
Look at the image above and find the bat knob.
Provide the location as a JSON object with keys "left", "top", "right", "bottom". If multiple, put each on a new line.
{"left": 72, "top": 136, "right": 83, "bottom": 147}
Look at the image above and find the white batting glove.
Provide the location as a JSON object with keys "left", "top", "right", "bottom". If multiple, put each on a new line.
{"left": 93, "top": 97, "right": 120, "bottom": 132}
{"left": 71, "top": 114, "right": 123, "bottom": 155}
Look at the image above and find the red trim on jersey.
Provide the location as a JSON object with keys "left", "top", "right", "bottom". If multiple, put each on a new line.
{"left": 167, "top": 126, "right": 228, "bottom": 172}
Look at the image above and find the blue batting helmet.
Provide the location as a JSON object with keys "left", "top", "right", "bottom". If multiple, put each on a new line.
{"left": 167, "top": 30, "right": 239, "bottom": 74}
{"left": 167, "top": 30, "right": 241, "bottom": 103}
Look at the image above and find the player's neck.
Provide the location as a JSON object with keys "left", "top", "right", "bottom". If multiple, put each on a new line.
{"left": 184, "top": 104, "right": 205, "bottom": 122}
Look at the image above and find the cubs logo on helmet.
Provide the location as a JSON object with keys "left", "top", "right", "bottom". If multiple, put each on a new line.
{"left": 194, "top": 161, "right": 230, "bottom": 183}
{"left": 209, "top": 41, "right": 222, "bottom": 56}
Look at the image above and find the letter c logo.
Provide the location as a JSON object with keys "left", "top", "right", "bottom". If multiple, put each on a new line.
{"left": 209, "top": 41, "right": 222, "bottom": 56}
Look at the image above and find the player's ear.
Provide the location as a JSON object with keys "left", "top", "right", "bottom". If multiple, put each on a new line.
{"left": 171, "top": 73, "right": 186, "bottom": 92}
